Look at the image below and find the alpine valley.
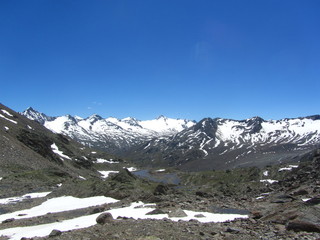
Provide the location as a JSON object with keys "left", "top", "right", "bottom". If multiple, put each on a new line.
{"left": 1, "top": 103, "right": 320, "bottom": 239}
{"left": 22, "top": 107, "right": 320, "bottom": 170}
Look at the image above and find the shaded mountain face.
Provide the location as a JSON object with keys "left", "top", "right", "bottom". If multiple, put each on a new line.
{"left": 21, "top": 108, "right": 320, "bottom": 170}
{"left": 0, "top": 104, "right": 119, "bottom": 189}
{"left": 21, "top": 108, "right": 196, "bottom": 154}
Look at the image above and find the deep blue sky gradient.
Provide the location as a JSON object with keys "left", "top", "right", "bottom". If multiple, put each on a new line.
{"left": 1, "top": 0, "right": 319, "bottom": 120}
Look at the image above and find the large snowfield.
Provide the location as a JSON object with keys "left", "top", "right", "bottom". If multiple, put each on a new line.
{"left": 0, "top": 193, "right": 248, "bottom": 240}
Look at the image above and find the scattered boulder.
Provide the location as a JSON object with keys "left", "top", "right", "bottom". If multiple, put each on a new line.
{"left": 96, "top": 212, "right": 114, "bottom": 224}
{"left": 154, "top": 184, "right": 170, "bottom": 195}
{"left": 292, "top": 189, "right": 309, "bottom": 196}
{"left": 2, "top": 218, "right": 14, "bottom": 223}
{"left": 49, "top": 229, "right": 62, "bottom": 237}
{"left": 225, "top": 227, "right": 240, "bottom": 234}
{"left": 146, "top": 209, "right": 166, "bottom": 215}
{"left": 271, "top": 194, "right": 295, "bottom": 203}
{"left": 305, "top": 197, "right": 320, "bottom": 205}
{"left": 251, "top": 211, "right": 263, "bottom": 219}
{"left": 287, "top": 220, "right": 320, "bottom": 233}
{"left": 89, "top": 207, "right": 105, "bottom": 215}
{"left": 194, "top": 214, "right": 205, "bottom": 218}
{"left": 112, "top": 169, "right": 137, "bottom": 183}
{"left": 168, "top": 209, "right": 187, "bottom": 218}
{"left": 195, "top": 191, "right": 212, "bottom": 198}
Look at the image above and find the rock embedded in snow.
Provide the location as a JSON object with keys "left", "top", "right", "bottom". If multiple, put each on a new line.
{"left": 96, "top": 213, "right": 114, "bottom": 224}
{"left": 146, "top": 209, "right": 166, "bottom": 215}
{"left": 49, "top": 229, "right": 62, "bottom": 237}
{"left": 168, "top": 209, "right": 188, "bottom": 218}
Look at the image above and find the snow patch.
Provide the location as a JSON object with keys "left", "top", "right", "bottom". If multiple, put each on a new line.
{"left": 0, "top": 114, "right": 17, "bottom": 124}
{"left": 98, "top": 171, "right": 119, "bottom": 178}
{"left": 51, "top": 143, "right": 71, "bottom": 160}
{"left": 1, "top": 109, "right": 13, "bottom": 117}
{"left": 96, "top": 158, "right": 119, "bottom": 164}
{"left": 0, "top": 196, "right": 118, "bottom": 223}
{"left": 0, "top": 192, "right": 51, "bottom": 205}
{"left": 260, "top": 179, "right": 278, "bottom": 184}
{"left": 278, "top": 165, "right": 299, "bottom": 172}
{"left": 0, "top": 199, "right": 246, "bottom": 240}
{"left": 125, "top": 167, "right": 137, "bottom": 172}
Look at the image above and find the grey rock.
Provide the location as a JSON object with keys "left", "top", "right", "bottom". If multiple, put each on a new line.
{"left": 2, "top": 218, "right": 14, "bottom": 223}
{"left": 89, "top": 207, "right": 105, "bottom": 215}
{"left": 146, "top": 209, "right": 165, "bottom": 215}
{"left": 49, "top": 229, "right": 62, "bottom": 237}
{"left": 287, "top": 220, "right": 320, "bottom": 233}
{"left": 168, "top": 208, "right": 187, "bottom": 218}
{"left": 194, "top": 214, "right": 205, "bottom": 218}
{"left": 96, "top": 212, "right": 114, "bottom": 224}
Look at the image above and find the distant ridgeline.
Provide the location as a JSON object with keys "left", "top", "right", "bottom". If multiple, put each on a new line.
{"left": 22, "top": 107, "right": 320, "bottom": 170}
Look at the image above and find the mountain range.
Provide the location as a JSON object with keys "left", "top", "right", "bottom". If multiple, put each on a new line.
{"left": 22, "top": 108, "right": 320, "bottom": 170}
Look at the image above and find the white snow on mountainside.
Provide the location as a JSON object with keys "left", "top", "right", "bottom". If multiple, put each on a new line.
{"left": 137, "top": 116, "right": 320, "bottom": 169}
{"left": 21, "top": 108, "right": 195, "bottom": 151}
{"left": 21, "top": 108, "right": 320, "bottom": 163}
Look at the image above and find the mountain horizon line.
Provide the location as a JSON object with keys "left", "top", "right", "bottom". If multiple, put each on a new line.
{"left": 23, "top": 106, "right": 320, "bottom": 123}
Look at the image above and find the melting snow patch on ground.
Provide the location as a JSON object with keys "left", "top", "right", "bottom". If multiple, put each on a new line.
{"left": 125, "top": 167, "right": 137, "bottom": 172}
{"left": 0, "top": 114, "right": 17, "bottom": 124}
{"left": 51, "top": 143, "right": 71, "bottom": 160}
{"left": 1, "top": 109, "right": 13, "bottom": 117}
{"left": 96, "top": 158, "right": 119, "bottom": 164}
{"left": 260, "top": 179, "right": 278, "bottom": 184}
{"left": 302, "top": 198, "right": 311, "bottom": 202}
{"left": 98, "top": 170, "right": 119, "bottom": 178}
{"left": 263, "top": 171, "right": 269, "bottom": 176}
{"left": 0, "top": 196, "right": 118, "bottom": 223}
{"left": 0, "top": 192, "right": 51, "bottom": 205}
{"left": 0, "top": 200, "right": 247, "bottom": 240}
{"left": 278, "top": 165, "right": 299, "bottom": 172}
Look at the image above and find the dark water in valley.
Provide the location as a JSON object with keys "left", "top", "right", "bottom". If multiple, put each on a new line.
{"left": 211, "top": 206, "right": 250, "bottom": 215}
{"left": 133, "top": 170, "right": 180, "bottom": 185}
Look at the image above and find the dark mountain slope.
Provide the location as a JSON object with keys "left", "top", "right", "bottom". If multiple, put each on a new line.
{"left": 0, "top": 103, "right": 122, "bottom": 196}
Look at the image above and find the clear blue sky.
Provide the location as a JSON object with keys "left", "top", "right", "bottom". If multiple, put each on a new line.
{"left": 1, "top": 0, "right": 319, "bottom": 121}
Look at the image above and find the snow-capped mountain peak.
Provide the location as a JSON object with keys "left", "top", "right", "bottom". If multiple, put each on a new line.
{"left": 22, "top": 107, "right": 55, "bottom": 124}
{"left": 21, "top": 108, "right": 196, "bottom": 153}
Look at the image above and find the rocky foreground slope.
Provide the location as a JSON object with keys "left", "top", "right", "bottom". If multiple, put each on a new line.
{"left": 35, "top": 149, "right": 320, "bottom": 239}
{"left": 0, "top": 146, "right": 320, "bottom": 239}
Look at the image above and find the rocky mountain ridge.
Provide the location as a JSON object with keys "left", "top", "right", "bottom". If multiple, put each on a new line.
{"left": 133, "top": 116, "right": 320, "bottom": 170}
{"left": 21, "top": 107, "right": 195, "bottom": 153}
{"left": 21, "top": 108, "right": 320, "bottom": 170}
